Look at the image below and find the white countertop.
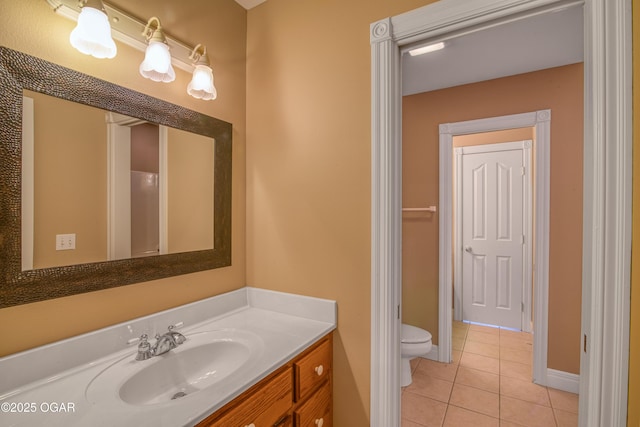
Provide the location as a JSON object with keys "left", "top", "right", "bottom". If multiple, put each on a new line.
{"left": 0, "top": 287, "right": 336, "bottom": 427}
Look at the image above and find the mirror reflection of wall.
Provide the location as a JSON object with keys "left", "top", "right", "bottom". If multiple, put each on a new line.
{"left": 24, "top": 90, "right": 108, "bottom": 270}
{"left": 166, "top": 127, "right": 215, "bottom": 254}
{"left": 22, "top": 90, "right": 215, "bottom": 271}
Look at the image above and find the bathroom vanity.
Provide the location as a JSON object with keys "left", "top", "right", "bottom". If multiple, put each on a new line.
{"left": 197, "top": 333, "right": 332, "bottom": 427}
{"left": 0, "top": 288, "right": 336, "bottom": 426}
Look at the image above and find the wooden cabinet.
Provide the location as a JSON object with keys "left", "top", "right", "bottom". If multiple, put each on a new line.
{"left": 198, "top": 368, "right": 293, "bottom": 427}
{"left": 294, "top": 338, "right": 331, "bottom": 402}
{"left": 196, "top": 333, "right": 332, "bottom": 427}
{"left": 293, "top": 380, "right": 331, "bottom": 427}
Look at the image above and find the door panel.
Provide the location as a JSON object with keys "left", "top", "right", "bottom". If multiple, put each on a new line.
{"left": 472, "top": 164, "right": 487, "bottom": 240}
{"left": 472, "top": 255, "right": 487, "bottom": 305}
{"left": 497, "top": 162, "right": 512, "bottom": 241}
{"left": 496, "top": 256, "right": 512, "bottom": 309}
{"left": 462, "top": 146, "right": 524, "bottom": 329}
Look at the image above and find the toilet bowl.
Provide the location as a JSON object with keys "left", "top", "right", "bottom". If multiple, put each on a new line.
{"left": 401, "top": 323, "right": 432, "bottom": 387}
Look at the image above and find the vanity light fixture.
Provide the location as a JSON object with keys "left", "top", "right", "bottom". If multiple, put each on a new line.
{"left": 68, "top": 0, "right": 117, "bottom": 59}
{"left": 187, "top": 44, "right": 217, "bottom": 101}
{"left": 139, "top": 17, "right": 175, "bottom": 83}
{"left": 48, "top": 0, "right": 218, "bottom": 99}
{"left": 408, "top": 41, "right": 445, "bottom": 57}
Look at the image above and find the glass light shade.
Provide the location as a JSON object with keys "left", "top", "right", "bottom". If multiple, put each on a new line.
{"left": 139, "top": 41, "right": 175, "bottom": 83}
{"left": 187, "top": 65, "right": 217, "bottom": 100}
{"left": 69, "top": 6, "right": 117, "bottom": 59}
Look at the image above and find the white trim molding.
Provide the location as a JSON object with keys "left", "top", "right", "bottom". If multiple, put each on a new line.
{"left": 548, "top": 369, "right": 580, "bottom": 394}
{"left": 441, "top": 111, "right": 550, "bottom": 386}
{"left": 158, "top": 126, "right": 169, "bottom": 256}
{"left": 370, "top": 16, "right": 402, "bottom": 427}
{"left": 579, "top": 0, "right": 632, "bottom": 425}
{"left": 370, "top": 1, "right": 631, "bottom": 426}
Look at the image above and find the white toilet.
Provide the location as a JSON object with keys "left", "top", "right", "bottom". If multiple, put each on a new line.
{"left": 401, "top": 323, "right": 432, "bottom": 387}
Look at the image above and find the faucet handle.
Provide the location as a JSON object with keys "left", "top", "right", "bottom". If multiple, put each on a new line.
{"left": 135, "top": 334, "right": 152, "bottom": 361}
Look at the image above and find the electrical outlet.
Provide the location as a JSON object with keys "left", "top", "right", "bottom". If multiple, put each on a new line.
{"left": 56, "top": 233, "right": 76, "bottom": 251}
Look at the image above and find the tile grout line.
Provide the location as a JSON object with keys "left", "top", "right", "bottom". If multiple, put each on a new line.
{"left": 432, "top": 323, "right": 574, "bottom": 426}
{"left": 402, "top": 323, "right": 574, "bottom": 426}
{"left": 548, "top": 385, "right": 559, "bottom": 427}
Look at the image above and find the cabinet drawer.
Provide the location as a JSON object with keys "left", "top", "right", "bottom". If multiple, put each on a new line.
{"left": 200, "top": 368, "right": 293, "bottom": 427}
{"left": 294, "top": 380, "right": 332, "bottom": 427}
{"left": 294, "top": 338, "right": 331, "bottom": 401}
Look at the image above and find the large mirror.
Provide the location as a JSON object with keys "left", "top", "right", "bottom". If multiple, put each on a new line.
{"left": 0, "top": 47, "right": 232, "bottom": 308}
{"left": 22, "top": 90, "right": 215, "bottom": 269}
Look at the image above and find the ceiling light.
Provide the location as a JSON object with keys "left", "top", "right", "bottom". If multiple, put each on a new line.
{"left": 139, "top": 17, "right": 175, "bottom": 83}
{"left": 408, "top": 42, "right": 445, "bottom": 57}
{"left": 187, "top": 44, "right": 217, "bottom": 101}
{"left": 69, "top": 0, "right": 117, "bottom": 59}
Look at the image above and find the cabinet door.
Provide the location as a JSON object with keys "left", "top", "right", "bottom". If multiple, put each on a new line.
{"left": 295, "top": 338, "right": 331, "bottom": 401}
{"left": 294, "top": 380, "right": 332, "bottom": 427}
{"left": 200, "top": 368, "right": 293, "bottom": 427}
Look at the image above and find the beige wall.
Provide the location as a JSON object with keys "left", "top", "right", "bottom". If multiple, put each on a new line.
{"left": 453, "top": 128, "right": 535, "bottom": 147}
{"left": 0, "top": 0, "right": 247, "bottom": 357}
{"left": 245, "top": 1, "right": 436, "bottom": 425}
{"left": 27, "top": 91, "right": 108, "bottom": 269}
{"left": 402, "top": 64, "right": 584, "bottom": 374}
{"left": 167, "top": 128, "right": 215, "bottom": 253}
{"left": 402, "top": 127, "right": 535, "bottom": 345}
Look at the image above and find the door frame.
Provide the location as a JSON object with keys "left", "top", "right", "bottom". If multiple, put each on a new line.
{"left": 106, "top": 114, "right": 169, "bottom": 260}
{"left": 370, "top": 0, "right": 632, "bottom": 426}
{"left": 442, "top": 113, "right": 545, "bottom": 386}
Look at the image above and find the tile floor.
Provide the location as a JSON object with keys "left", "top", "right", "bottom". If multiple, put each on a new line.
{"left": 401, "top": 321, "right": 579, "bottom": 427}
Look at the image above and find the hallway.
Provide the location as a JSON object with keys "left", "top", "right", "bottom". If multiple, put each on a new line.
{"left": 401, "top": 321, "right": 579, "bottom": 426}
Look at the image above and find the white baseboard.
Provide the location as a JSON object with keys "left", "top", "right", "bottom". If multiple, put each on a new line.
{"left": 420, "top": 349, "right": 579, "bottom": 395}
{"left": 547, "top": 368, "right": 580, "bottom": 394}
{"left": 420, "top": 351, "right": 579, "bottom": 395}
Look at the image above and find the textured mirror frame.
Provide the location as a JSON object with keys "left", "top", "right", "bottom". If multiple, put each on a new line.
{"left": 0, "top": 47, "right": 232, "bottom": 308}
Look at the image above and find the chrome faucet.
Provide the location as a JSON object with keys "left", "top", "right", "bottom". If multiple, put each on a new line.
{"left": 166, "top": 325, "right": 186, "bottom": 345}
{"left": 151, "top": 332, "right": 177, "bottom": 356}
{"left": 135, "top": 326, "right": 186, "bottom": 361}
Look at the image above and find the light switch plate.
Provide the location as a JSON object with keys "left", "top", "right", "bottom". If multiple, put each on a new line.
{"left": 56, "top": 233, "right": 76, "bottom": 250}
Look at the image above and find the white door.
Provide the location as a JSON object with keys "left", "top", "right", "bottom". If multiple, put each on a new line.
{"left": 460, "top": 141, "right": 530, "bottom": 329}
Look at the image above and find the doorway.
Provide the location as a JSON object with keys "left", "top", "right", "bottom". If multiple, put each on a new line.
{"left": 370, "top": 1, "right": 632, "bottom": 426}
{"left": 106, "top": 113, "right": 168, "bottom": 261}
{"left": 439, "top": 111, "right": 550, "bottom": 385}
{"left": 130, "top": 123, "right": 161, "bottom": 258}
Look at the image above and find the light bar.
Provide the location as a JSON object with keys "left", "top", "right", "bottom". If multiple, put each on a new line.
{"left": 408, "top": 42, "right": 445, "bottom": 57}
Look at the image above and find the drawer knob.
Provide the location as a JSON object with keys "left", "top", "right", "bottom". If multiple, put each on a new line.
{"left": 315, "top": 418, "right": 324, "bottom": 427}
{"left": 314, "top": 365, "right": 324, "bottom": 376}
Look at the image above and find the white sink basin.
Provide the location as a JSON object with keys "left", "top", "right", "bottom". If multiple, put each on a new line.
{"left": 85, "top": 329, "right": 264, "bottom": 406}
